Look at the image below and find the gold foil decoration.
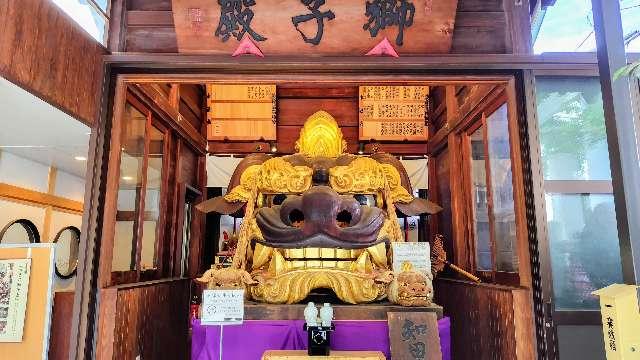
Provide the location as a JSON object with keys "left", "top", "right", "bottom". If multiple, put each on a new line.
{"left": 259, "top": 157, "right": 313, "bottom": 193}
{"left": 329, "top": 157, "right": 414, "bottom": 204}
{"left": 250, "top": 269, "right": 387, "bottom": 304}
{"left": 295, "top": 111, "right": 347, "bottom": 158}
{"left": 224, "top": 159, "right": 312, "bottom": 203}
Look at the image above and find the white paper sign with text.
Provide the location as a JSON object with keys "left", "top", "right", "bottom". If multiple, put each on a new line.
{"left": 201, "top": 289, "right": 244, "bottom": 325}
{"left": 392, "top": 242, "right": 431, "bottom": 274}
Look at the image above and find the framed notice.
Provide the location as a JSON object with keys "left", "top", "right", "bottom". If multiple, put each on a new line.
{"left": 359, "top": 86, "right": 429, "bottom": 141}
{"left": 201, "top": 289, "right": 245, "bottom": 325}
{"left": 0, "top": 258, "right": 31, "bottom": 342}
{"left": 206, "top": 84, "right": 276, "bottom": 141}
{"left": 392, "top": 242, "right": 431, "bottom": 275}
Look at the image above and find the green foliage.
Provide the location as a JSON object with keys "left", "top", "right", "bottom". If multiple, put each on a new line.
{"left": 614, "top": 60, "right": 640, "bottom": 80}
{"left": 537, "top": 91, "right": 605, "bottom": 177}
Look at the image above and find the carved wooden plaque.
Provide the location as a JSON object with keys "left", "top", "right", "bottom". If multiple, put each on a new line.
{"left": 388, "top": 312, "right": 442, "bottom": 360}
{"left": 206, "top": 84, "right": 276, "bottom": 141}
{"left": 359, "top": 86, "right": 429, "bottom": 141}
{"left": 171, "top": 0, "right": 458, "bottom": 56}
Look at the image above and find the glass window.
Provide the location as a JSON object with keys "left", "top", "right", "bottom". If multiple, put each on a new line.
{"left": 469, "top": 126, "right": 493, "bottom": 271}
{"left": 536, "top": 76, "right": 623, "bottom": 310}
{"left": 113, "top": 103, "right": 146, "bottom": 272}
{"left": 140, "top": 125, "right": 165, "bottom": 270}
{"left": 546, "top": 194, "right": 622, "bottom": 310}
{"left": 536, "top": 77, "right": 611, "bottom": 180}
{"left": 533, "top": 0, "right": 640, "bottom": 54}
{"left": 467, "top": 104, "right": 518, "bottom": 275}
{"left": 112, "top": 101, "right": 167, "bottom": 276}
{"left": 52, "top": 0, "right": 109, "bottom": 45}
{"left": 486, "top": 105, "right": 518, "bottom": 272}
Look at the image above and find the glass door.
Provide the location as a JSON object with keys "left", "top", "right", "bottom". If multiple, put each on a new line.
{"left": 533, "top": 75, "right": 624, "bottom": 359}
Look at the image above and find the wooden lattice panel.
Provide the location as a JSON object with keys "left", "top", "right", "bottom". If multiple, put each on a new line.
{"left": 206, "top": 84, "right": 276, "bottom": 141}
{"left": 359, "top": 86, "right": 429, "bottom": 141}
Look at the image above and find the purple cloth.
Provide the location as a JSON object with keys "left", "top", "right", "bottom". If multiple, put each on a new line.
{"left": 192, "top": 318, "right": 451, "bottom": 360}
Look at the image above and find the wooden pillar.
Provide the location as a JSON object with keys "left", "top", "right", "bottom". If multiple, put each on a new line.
{"left": 591, "top": 0, "right": 640, "bottom": 284}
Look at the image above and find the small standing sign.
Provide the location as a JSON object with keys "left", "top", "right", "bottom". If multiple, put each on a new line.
{"left": 201, "top": 289, "right": 245, "bottom": 325}
{"left": 392, "top": 242, "right": 431, "bottom": 274}
{"left": 388, "top": 312, "right": 442, "bottom": 360}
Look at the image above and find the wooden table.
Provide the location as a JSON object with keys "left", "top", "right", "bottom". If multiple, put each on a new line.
{"left": 262, "top": 350, "right": 386, "bottom": 360}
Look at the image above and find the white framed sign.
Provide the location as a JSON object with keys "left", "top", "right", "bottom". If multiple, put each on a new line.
{"left": 0, "top": 258, "right": 31, "bottom": 342}
{"left": 392, "top": 242, "right": 431, "bottom": 275}
{"left": 201, "top": 289, "right": 245, "bottom": 325}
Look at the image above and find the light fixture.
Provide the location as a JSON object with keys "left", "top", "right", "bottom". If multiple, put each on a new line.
{"left": 357, "top": 142, "right": 365, "bottom": 155}
{"left": 74, "top": 156, "right": 87, "bottom": 161}
{"left": 270, "top": 142, "right": 278, "bottom": 153}
{"left": 121, "top": 176, "right": 134, "bottom": 181}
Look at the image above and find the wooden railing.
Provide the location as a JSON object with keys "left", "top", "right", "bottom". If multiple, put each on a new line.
{"left": 96, "top": 278, "right": 191, "bottom": 360}
{"left": 434, "top": 278, "right": 536, "bottom": 359}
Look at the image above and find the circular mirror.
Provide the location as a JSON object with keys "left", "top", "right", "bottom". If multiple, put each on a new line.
{"left": 52, "top": 226, "right": 80, "bottom": 279}
{"left": 0, "top": 219, "right": 40, "bottom": 244}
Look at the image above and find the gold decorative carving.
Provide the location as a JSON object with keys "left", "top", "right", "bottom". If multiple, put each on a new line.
{"left": 329, "top": 157, "right": 414, "bottom": 204}
{"left": 259, "top": 157, "right": 313, "bottom": 193}
{"left": 224, "top": 159, "right": 312, "bottom": 203}
{"left": 224, "top": 165, "right": 262, "bottom": 203}
{"left": 294, "top": 111, "right": 347, "bottom": 158}
{"left": 250, "top": 269, "right": 387, "bottom": 304}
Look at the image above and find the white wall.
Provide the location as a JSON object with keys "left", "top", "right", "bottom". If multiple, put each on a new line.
{"left": 0, "top": 150, "right": 49, "bottom": 192}
{"left": 0, "top": 152, "right": 86, "bottom": 291}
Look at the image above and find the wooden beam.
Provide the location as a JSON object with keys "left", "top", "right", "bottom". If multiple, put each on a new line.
{"left": 42, "top": 167, "right": 58, "bottom": 241}
{"left": 0, "top": 182, "right": 83, "bottom": 213}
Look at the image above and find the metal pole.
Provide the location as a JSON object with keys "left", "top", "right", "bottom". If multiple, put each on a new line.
{"left": 591, "top": 0, "right": 640, "bottom": 284}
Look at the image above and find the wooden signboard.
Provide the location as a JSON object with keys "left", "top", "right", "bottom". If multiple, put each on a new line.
{"left": 207, "top": 84, "right": 276, "bottom": 141}
{"left": 359, "top": 86, "right": 429, "bottom": 141}
{"left": 388, "top": 311, "right": 442, "bottom": 360}
{"left": 171, "top": 0, "right": 458, "bottom": 56}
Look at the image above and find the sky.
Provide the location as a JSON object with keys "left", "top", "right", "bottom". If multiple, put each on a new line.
{"left": 534, "top": 0, "right": 640, "bottom": 53}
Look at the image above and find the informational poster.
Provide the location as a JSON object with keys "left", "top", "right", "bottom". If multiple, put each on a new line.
{"left": 0, "top": 258, "right": 31, "bottom": 342}
{"left": 201, "top": 289, "right": 245, "bottom": 325}
{"left": 392, "top": 242, "right": 431, "bottom": 275}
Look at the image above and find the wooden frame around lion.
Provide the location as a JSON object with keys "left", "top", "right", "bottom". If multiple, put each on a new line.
{"left": 96, "top": 72, "right": 531, "bottom": 296}
{"left": 65, "top": 61, "right": 543, "bottom": 358}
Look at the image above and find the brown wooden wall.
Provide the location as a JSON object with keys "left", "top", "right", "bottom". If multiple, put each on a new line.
{"left": 0, "top": 0, "right": 106, "bottom": 126}
{"left": 435, "top": 278, "right": 536, "bottom": 359}
{"left": 207, "top": 85, "right": 431, "bottom": 155}
{"left": 49, "top": 292, "right": 76, "bottom": 360}
{"left": 113, "top": 0, "right": 529, "bottom": 54}
{"left": 97, "top": 279, "right": 191, "bottom": 360}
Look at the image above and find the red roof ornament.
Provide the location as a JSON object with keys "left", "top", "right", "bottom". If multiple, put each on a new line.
{"left": 365, "top": 37, "right": 399, "bottom": 58}
{"left": 232, "top": 36, "right": 264, "bottom": 57}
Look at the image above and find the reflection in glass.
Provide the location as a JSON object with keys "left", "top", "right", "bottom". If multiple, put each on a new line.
{"left": 140, "top": 125, "right": 164, "bottom": 270}
{"left": 0, "top": 220, "right": 38, "bottom": 244}
{"left": 112, "top": 103, "right": 146, "bottom": 272}
{"left": 547, "top": 194, "right": 623, "bottom": 310}
{"left": 486, "top": 105, "right": 518, "bottom": 272}
{"left": 54, "top": 227, "right": 80, "bottom": 278}
{"left": 535, "top": 77, "right": 611, "bottom": 181}
{"left": 469, "top": 126, "right": 492, "bottom": 271}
